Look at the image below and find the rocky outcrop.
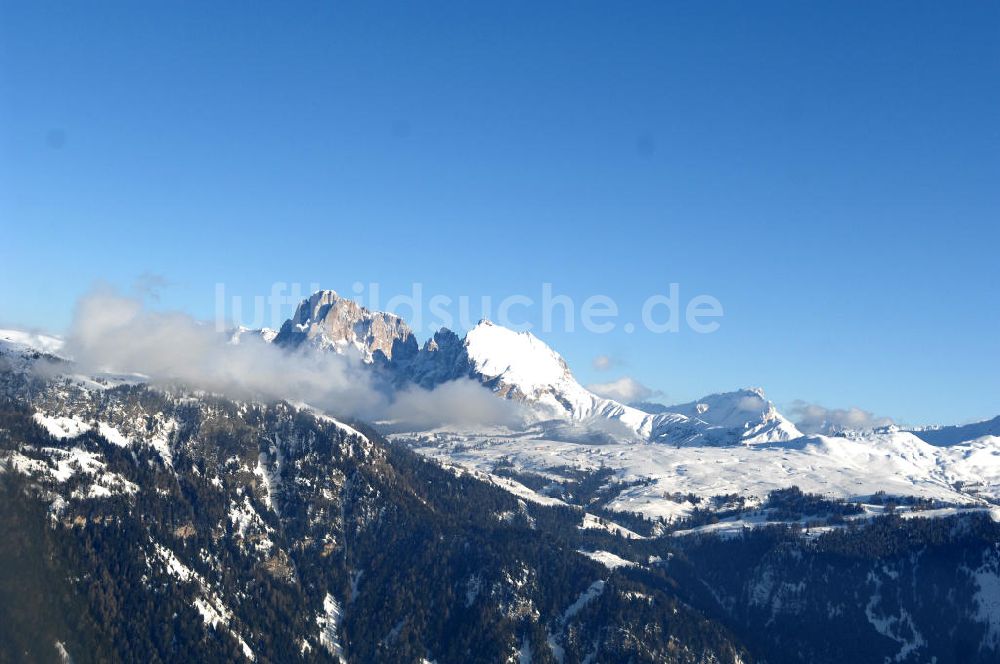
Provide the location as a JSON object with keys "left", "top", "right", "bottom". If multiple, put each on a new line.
{"left": 404, "top": 328, "right": 472, "bottom": 388}
{"left": 274, "top": 290, "right": 418, "bottom": 364}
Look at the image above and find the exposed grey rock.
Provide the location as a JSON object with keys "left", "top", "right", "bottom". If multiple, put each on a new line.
{"left": 274, "top": 290, "right": 418, "bottom": 364}
{"left": 405, "top": 328, "right": 472, "bottom": 388}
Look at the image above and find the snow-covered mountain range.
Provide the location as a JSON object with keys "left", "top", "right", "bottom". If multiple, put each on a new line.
{"left": 250, "top": 290, "right": 1000, "bottom": 523}
{"left": 9, "top": 321, "right": 1000, "bottom": 663}
{"left": 4, "top": 289, "right": 1000, "bottom": 527}
{"left": 6, "top": 295, "right": 1000, "bottom": 663}
{"left": 266, "top": 291, "right": 801, "bottom": 446}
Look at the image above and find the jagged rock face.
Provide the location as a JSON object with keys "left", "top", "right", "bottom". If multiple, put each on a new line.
{"left": 405, "top": 328, "right": 472, "bottom": 388}
{"left": 274, "top": 291, "right": 418, "bottom": 364}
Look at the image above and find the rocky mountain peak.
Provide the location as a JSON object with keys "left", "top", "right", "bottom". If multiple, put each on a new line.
{"left": 424, "top": 327, "right": 463, "bottom": 353}
{"left": 273, "top": 290, "right": 418, "bottom": 363}
{"left": 404, "top": 328, "right": 471, "bottom": 388}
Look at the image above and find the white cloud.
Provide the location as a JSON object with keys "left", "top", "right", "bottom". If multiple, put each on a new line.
{"left": 63, "top": 287, "right": 525, "bottom": 429}
{"left": 387, "top": 379, "right": 525, "bottom": 429}
{"left": 586, "top": 376, "right": 661, "bottom": 404}
{"left": 591, "top": 355, "right": 615, "bottom": 371}
{"left": 789, "top": 400, "right": 894, "bottom": 434}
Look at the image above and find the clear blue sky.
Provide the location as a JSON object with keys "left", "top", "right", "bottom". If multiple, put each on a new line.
{"left": 2, "top": 2, "right": 998, "bottom": 426}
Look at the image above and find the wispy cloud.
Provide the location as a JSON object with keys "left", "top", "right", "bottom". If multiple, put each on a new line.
{"left": 789, "top": 400, "right": 894, "bottom": 434}
{"left": 586, "top": 376, "right": 661, "bottom": 404}
{"left": 131, "top": 272, "right": 172, "bottom": 301}
{"left": 591, "top": 355, "right": 615, "bottom": 371}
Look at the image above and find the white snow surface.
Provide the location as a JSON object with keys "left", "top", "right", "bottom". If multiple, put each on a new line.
{"left": 289, "top": 401, "right": 369, "bottom": 442}
{"left": 31, "top": 410, "right": 176, "bottom": 466}
{"left": 465, "top": 321, "right": 573, "bottom": 396}
{"left": 0, "top": 328, "right": 64, "bottom": 355}
{"left": 2, "top": 443, "right": 139, "bottom": 500}
{"left": 579, "top": 513, "right": 644, "bottom": 539}
{"left": 33, "top": 413, "right": 90, "bottom": 439}
{"left": 577, "top": 550, "right": 636, "bottom": 570}
{"left": 399, "top": 424, "right": 1000, "bottom": 523}
{"left": 317, "top": 593, "right": 346, "bottom": 662}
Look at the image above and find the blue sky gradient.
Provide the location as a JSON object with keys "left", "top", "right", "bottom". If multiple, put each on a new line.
{"left": 2, "top": 2, "right": 998, "bottom": 425}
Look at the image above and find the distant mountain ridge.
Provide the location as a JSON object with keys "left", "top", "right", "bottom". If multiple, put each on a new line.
{"left": 908, "top": 416, "right": 1000, "bottom": 446}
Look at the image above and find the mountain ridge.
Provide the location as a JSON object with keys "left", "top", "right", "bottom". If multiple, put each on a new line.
{"left": 5, "top": 326, "right": 1000, "bottom": 663}
{"left": 262, "top": 292, "right": 802, "bottom": 446}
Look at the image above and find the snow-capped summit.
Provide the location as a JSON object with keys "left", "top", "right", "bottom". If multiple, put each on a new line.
{"left": 662, "top": 388, "right": 802, "bottom": 444}
{"left": 463, "top": 320, "right": 576, "bottom": 399}
{"left": 456, "top": 320, "right": 654, "bottom": 435}
{"left": 273, "top": 290, "right": 418, "bottom": 363}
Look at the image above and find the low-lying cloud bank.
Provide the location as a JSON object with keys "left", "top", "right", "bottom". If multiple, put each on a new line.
{"left": 62, "top": 288, "right": 524, "bottom": 430}
{"left": 789, "top": 400, "right": 894, "bottom": 434}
